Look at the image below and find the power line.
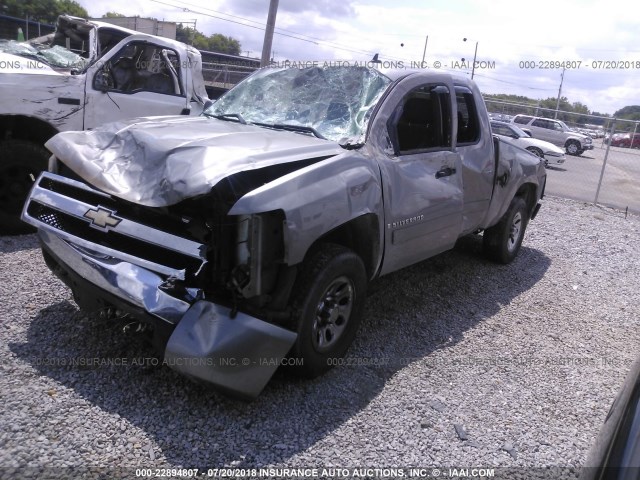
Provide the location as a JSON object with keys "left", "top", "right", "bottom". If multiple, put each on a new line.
{"left": 148, "top": 0, "right": 409, "bottom": 60}
{"left": 144, "top": 0, "right": 637, "bottom": 107}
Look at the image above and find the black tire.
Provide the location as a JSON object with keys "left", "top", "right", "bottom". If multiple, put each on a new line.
{"left": 0, "top": 140, "right": 50, "bottom": 235}
{"left": 526, "top": 146, "right": 543, "bottom": 158}
{"left": 483, "top": 197, "right": 529, "bottom": 264}
{"left": 565, "top": 140, "right": 581, "bottom": 156}
{"left": 525, "top": 146, "right": 546, "bottom": 166}
{"left": 288, "top": 243, "right": 367, "bottom": 378}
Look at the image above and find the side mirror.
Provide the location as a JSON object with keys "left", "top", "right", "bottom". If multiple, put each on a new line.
{"left": 203, "top": 100, "right": 214, "bottom": 111}
{"left": 93, "top": 70, "right": 113, "bottom": 93}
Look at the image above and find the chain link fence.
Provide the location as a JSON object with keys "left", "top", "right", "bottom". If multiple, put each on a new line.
{"left": 199, "top": 51, "right": 259, "bottom": 98}
{"left": 200, "top": 53, "right": 258, "bottom": 89}
{"left": 485, "top": 98, "right": 640, "bottom": 214}
{"left": 0, "top": 14, "right": 54, "bottom": 41}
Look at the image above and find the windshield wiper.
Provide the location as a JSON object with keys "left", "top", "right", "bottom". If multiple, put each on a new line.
{"left": 205, "top": 113, "right": 247, "bottom": 124}
{"left": 273, "top": 124, "right": 327, "bottom": 140}
{"left": 253, "top": 122, "right": 326, "bottom": 140}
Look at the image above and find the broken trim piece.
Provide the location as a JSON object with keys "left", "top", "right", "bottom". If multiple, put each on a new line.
{"left": 164, "top": 301, "right": 297, "bottom": 399}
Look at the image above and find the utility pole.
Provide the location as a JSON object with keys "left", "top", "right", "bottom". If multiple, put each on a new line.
{"left": 421, "top": 35, "right": 428, "bottom": 64}
{"left": 261, "top": 0, "right": 279, "bottom": 67}
{"left": 471, "top": 41, "right": 478, "bottom": 79}
{"left": 462, "top": 38, "right": 478, "bottom": 79}
{"left": 554, "top": 67, "right": 566, "bottom": 119}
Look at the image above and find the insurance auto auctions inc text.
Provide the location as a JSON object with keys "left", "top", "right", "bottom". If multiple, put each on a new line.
{"left": 182, "top": 467, "right": 495, "bottom": 478}
{"left": 267, "top": 60, "right": 496, "bottom": 70}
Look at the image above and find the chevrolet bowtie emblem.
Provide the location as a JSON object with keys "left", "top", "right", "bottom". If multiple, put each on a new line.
{"left": 83, "top": 206, "right": 122, "bottom": 230}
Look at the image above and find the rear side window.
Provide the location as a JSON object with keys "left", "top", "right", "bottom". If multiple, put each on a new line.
{"left": 532, "top": 118, "right": 557, "bottom": 130}
{"left": 455, "top": 86, "right": 480, "bottom": 144}
{"left": 390, "top": 84, "right": 451, "bottom": 153}
{"left": 491, "top": 123, "right": 514, "bottom": 137}
{"left": 514, "top": 115, "right": 533, "bottom": 125}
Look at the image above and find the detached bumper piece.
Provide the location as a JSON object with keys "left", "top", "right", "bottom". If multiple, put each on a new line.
{"left": 165, "top": 301, "right": 297, "bottom": 399}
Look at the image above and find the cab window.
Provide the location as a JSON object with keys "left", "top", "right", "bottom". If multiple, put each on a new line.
{"left": 455, "top": 86, "right": 480, "bottom": 144}
{"left": 388, "top": 84, "right": 451, "bottom": 154}
{"left": 93, "top": 41, "right": 184, "bottom": 96}
{"left": 532, "top": 118, "right": 552, "bottom": 129}
{"left": 492, "top": 123, "right": 514, "bottom": 137}
{"left": 514, "top": 115, "right": 533, "bottom": 125}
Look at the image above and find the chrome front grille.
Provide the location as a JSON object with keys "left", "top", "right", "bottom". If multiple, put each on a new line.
{"left": 23, "top": 172, "right": 207, "bottom": 278}
{"left": 31, "top": 203, "right": 68, "bottom": 232}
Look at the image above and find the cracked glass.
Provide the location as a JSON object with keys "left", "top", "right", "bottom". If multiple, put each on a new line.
{"left": 0, "top": 40, "right": 88, "bottom": 70}
{"left": 205, "top": 66, "right": 392, "bottom": 146}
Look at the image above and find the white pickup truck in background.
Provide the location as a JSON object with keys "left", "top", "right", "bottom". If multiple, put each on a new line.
{"left": 0, "top": 15, "right": 209, "bottom": 233}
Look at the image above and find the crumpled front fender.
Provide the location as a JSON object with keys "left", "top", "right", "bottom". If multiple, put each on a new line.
{"left": 228, "top": 152, "right": 384, "bottom": 266}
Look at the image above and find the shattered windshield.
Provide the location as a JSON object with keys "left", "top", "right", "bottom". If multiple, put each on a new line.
{"left": 205, "top": 66, "right": 391, "bottom": 145}
{"left": 0, "top": 40, "right": 88, "bottom": 70}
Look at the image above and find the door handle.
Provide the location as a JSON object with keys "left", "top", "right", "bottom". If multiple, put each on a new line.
{"left": 435, "top": 167, "right": 456, "bottom": 179}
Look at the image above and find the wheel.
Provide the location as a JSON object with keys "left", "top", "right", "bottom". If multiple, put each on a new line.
{"left": 525, "top": 147, "right": 546, "bottom": 165}
{"left": 0, "top": 140, "right": 50, "bottom": 235}
{"left": 526, "top": 146, "right": 543, "bottom": 158}
{"left": 483, "top": 197, "right": 529, "bottom": 264}
{"left": 288, "top": 244, "right": 367, "bottom": 378}
{"left": 565, "top": 140, "right": 581, "bottom": 156}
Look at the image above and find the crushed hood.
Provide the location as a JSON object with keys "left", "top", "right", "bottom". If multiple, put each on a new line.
{"left": 45, "top": 116, "right": 343, "bottom": 207}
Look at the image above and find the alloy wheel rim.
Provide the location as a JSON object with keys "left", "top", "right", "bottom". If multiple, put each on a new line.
{"left": 312, "top": 276, "right": 354, "bottom": 352}
{"left": 507, "top": 212, "right": 522, "bottom": 253}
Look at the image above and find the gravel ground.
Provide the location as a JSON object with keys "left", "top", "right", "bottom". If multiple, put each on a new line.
{"left": 1, "top": 195, "right": 638, "bottom": 480}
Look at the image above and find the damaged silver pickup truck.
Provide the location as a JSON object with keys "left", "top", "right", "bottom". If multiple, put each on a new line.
{"left": 22, "top": 66, "right": 546, "bottom": 398}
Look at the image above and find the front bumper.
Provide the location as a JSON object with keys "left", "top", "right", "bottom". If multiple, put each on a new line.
{"left": 544, "top": 153, "right": 566, "bottom": 165}
{"left": 23, "top": 173, "right": 297, "bottom": 398}
{"left": 36, "top": 230, "right": 296, "bottom": 399}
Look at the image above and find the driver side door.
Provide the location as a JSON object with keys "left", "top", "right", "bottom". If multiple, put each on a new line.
{"left": 372, "top": 78, "right": 464, "bottom": 275}
{"left": 83, "top": 38, "right": 189, "bottom": 130}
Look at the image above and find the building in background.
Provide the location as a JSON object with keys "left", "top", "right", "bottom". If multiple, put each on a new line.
{"left": 92, "top": 17, "right": 176, "bottom": 40}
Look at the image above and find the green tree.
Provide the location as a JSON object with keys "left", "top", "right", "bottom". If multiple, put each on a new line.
{"left": 1, "top": 0, "right": 88, "bottom": 23}
{"left": 613, "top": 105, "right": 640, "bottom": 121}
{"left": 176, "top": 24, "right": 208, "bottom": 49}
{"left": 207, "top": 33, "right": 241, "bottom": 55}
{"left": 56, "top": 0, "right": 87, "bottom": 17}
{"left": 483, "top": 93, "right": 538, "bottom": 106}
{"left": 176, "top": 23, "right": 241, "bottom": 55}
{"left": 175, "top": 23, "right": 192, "bottom": 44}
{"left": 102, "top": 11, "right": 126, "bottom": 18}
{"left": 539, "top": 96, "right": 572, "bottom": 118}
{"left": 572, "top": 102, "right": 590, "bottom": 115}
{"left": 483, "top": 93, "right": 605, "bottom": 121}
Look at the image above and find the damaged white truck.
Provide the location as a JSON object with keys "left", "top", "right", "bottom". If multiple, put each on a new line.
{"left": 22, "top": 66, "right": 546, "bottom": 398}
{"left": 0, "top": 15, "right": 208, "bottom": 233}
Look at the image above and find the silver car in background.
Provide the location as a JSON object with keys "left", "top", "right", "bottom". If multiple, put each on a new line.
{"left": 491, "top": 121, "right": 566, "bottom": 166}
{"left": 511, "top": 114, "right": 593, "bottom": 156}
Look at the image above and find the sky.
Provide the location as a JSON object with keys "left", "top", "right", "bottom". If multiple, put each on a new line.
{"left": 76, "top": 0, "right": 640, "bottom": 115}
